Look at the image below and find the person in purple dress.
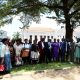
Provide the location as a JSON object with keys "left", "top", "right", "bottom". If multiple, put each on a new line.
{"left": 52, "top": 39, "right": 60, "bottom": 61}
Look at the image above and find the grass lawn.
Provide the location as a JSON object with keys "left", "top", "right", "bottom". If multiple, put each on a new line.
{"left": 11, "top": 62, "right": 76, "bottom": 74}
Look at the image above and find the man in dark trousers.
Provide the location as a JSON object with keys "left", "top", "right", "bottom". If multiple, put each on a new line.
{"left": 38, "top": 38, "right": 45, "bottom": 63}
{"left": 44, "top": 39, "right": 52, "bottom": 63}
{"left": 60, "top": 39, "right": 66, "bottom": 62}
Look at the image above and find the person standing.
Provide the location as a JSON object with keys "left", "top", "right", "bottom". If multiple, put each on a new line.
{"left": 14, "top": 39, "right": 23, "bottom": 66}
{"left": 60, "top": 39, "right": 66, "bottom": 62}
{"left": 30, "top": 40, "right": 39, "bottom": 64}
{"left": 0, "top": 42, "right": 5, "bottom": 73}
{"left": 57, "top": 39, "right": 62, "bottom": 62}
{"left": 21, "top": 39, "right": 31, "bottom": 64}
{"left": 9, "top": 41, "right": 15, "bottom": 67}
{"left": 74, "top": 41, "right": 80, "bottom": 63}
{"left": 52, "top": 39, "right": 60, "bottom": 62}
{"left": 1, "top": 38, "right": 12, "bottom": 73}
{"left": 69, "top": 39, "right": 75, "bottom": 62}
{"left": 44, "top": 39, "right": 52, "bottom": 63}
{"left": 38, "top": 38, "right": 45, "bottom": 63}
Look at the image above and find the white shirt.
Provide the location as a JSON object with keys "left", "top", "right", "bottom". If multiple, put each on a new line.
{"left": 14, "top": 44, "right": 23, "bottom": 56}
{"left": 42, "top": 42, "right": 44, "bottom": 49}
{"left": 0, "top": 43, "right": 4, "bottom": 57}
{"left": 5, "top": 45, "right": 10, "bottom": 54}
{"left": 0, "top": 44, "right": 10, "bottom": 57}
{"left": 22, "top": 43, "right": 30, "bottom": 49}
{"left": 48, "top": 42, "right": 52, "bottom": 49}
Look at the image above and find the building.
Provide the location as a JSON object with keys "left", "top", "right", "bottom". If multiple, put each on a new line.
{"left": 20, "top": 26, "right": 80, "bottom": 42}
{"left": 20, "top": 27, "right": 54, "bottom": 42}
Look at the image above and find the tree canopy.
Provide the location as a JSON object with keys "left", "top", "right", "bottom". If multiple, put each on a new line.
{"left": 0, "top": 0, "right": 80, "bottom": 41}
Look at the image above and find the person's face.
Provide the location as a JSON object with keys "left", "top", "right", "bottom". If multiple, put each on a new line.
{"left": 57, "top": 39, "right": 59, "bottom": 42}
{"left": 5, "top": 39, "right": 9, "bottom": 45}
{"left": 54, "top": 39, "right": 56, "bottom": 42}
{"left": 16, "top": 41, "right": 20, "bottom": 45}
{"left": 25, "top": 40, "right": 28, "bottom": 43}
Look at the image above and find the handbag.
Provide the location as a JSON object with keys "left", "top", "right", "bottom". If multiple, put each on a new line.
{"left": 0, "top": 64, "right": 5, "bottom": 71}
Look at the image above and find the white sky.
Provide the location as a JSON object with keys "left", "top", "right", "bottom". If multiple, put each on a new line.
{"left": 0, "top": 16, "right": 62, "bottom": 38}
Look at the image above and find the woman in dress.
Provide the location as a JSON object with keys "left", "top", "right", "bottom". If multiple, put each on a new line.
{"left": 52, "top": 39, "right": 60, "bottom": 62}
{"left": 74, "top": 41, "right": 80, "bottom": 63}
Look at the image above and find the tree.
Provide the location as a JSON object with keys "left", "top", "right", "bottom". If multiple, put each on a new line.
{"left": 0, "top": 0, "right": 45, "bottom": 26}
{"left": 45, "top": 0, "right": 80, "bottom": 41}
{"left": 0, "top": 0, "right": 80, "bottom": 41}
{"left": 12, "top": 32, "right": 21, "bottom": 40}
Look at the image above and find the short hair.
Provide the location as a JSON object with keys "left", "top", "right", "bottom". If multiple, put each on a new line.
{"left": 24, "top": 39, "right": 28, "bottom": 41}
{"left": 2, "top": 38, "right": 8, "bottom": 43}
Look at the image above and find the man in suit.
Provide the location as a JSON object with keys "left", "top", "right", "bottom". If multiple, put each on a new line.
{"left": 44, "top": 39, "right": 52, "bottom": 63}
{"left": 38, "top": 38, "right": 45, "bottom": 63}
{"left": 60, "top": 39, "right": 66, "bottom": 62}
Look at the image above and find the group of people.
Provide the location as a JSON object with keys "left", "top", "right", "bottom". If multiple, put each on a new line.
{"left": 0, "top": 37, "right": 80, "bottom": 74}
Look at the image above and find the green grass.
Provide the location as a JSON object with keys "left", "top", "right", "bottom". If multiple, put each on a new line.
{"left": 11, "top": 62, "right": 76, "bottom": 74}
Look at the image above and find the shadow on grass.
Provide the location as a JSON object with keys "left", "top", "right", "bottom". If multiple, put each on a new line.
{"left": 11, "top": 62, "right": 76, "bottom": 74}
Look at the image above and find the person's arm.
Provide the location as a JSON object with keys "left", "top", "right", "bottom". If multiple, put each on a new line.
{"left": 1, "top": 45, "right": 5, "bottom": 64}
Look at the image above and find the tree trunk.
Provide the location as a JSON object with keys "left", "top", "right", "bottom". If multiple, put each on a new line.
{"left": 65, "top": 23, "right": 73, "bottom": 42}
{"left": 64, "top": 9, "right": 73, "bottom": 42}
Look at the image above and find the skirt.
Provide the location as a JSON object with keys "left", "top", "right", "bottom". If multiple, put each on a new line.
{"left": 30, "top": 51, "right": 40, "bottom": 60}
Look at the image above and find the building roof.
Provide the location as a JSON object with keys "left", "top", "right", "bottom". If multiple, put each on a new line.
{"left": 74, "top": 27, "right": 80, "bottom": 32}
{"left": 24, "top": 27, "right": 54, "bottom": 33}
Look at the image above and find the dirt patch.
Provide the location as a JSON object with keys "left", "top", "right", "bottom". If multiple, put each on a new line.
{"left": 1, "top": 66, "right": 80, "bottom": 80}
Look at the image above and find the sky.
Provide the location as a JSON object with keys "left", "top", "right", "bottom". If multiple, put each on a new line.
{"left": 0, "top": 16, "right": 62, "bottom": 38}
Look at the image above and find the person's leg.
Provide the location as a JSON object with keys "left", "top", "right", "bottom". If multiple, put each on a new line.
{"left": 75, "top": 57, "right": 79, "bottom": 64}
{"left": 4, "top": 54, "right": 12, "bottom": 74}
{"left": 61, "top": 52, "right": 65, "bottom": 62}
{"left": 70, "top": 51, "right": 74, "bottom": 62}
{"left": 48, "top": 51, "right": 52, "bottom": 62}
{"left": 79, "top": 58, "right": 80, "bottom": 63}
{"left": 45, "top": 53, "right": 48, "bottom": 64}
